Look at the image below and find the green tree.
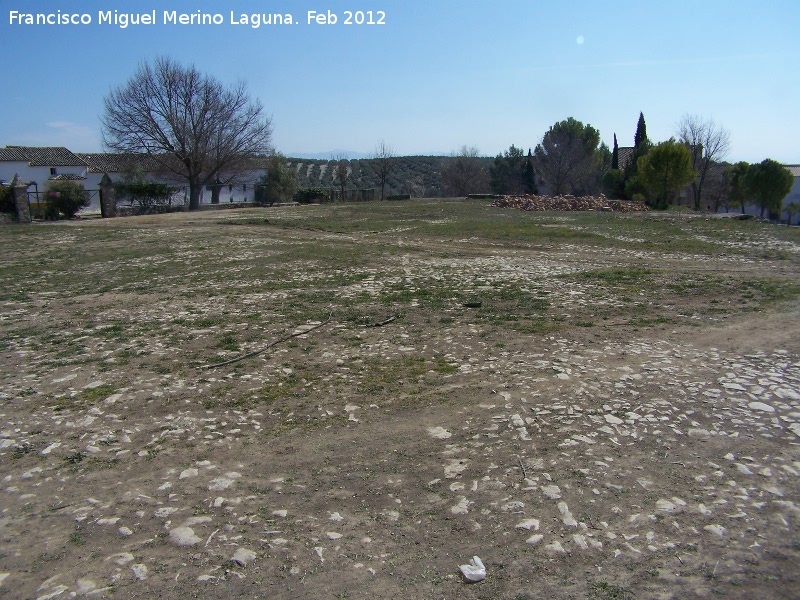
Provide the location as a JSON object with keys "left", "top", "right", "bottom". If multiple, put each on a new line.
{"left": 784, "top": 202, "right": 800, "bottom": 226}
{"left": 490, "top": 144, "right": 526, "bottom": 195}
{"left": 637, "top": 140, "right": 697, "bottom": 209}
{"left": 745, "top": 159, "right": 794, "bottom": 219}
{"left": 45, "top": 180, "right": 90, "bottom": 219}
{"left": 725, "top": 161, "right": 750, "bottom": 214}
{"left": 255, "top": 152, "right": 297, "bottom": 206}
{"left": 533, "top": 117, "right": 602, "bottom": 195}
{"left": 601, "top": 169, "right": 626, "bottom": 199}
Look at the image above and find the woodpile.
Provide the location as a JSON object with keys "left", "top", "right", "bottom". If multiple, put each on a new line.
{"left": 492, "top": 194, "right": 649, "bottom": 212}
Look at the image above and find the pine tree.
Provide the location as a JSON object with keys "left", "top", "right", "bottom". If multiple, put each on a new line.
{"left": 611, "top": 133, "right": 619, "bottom": 170}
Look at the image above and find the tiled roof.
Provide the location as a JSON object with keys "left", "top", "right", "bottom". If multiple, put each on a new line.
{"left": 76, "top": 152, "right": 165, "bottom": 173}
{"left": 0, "top": 147, "right": 29, "bottom": 161}
{"left": 784, "top": 164, "right": 800, "bottom": 177}
{"left": 2, "top": 146, "right": 87, "bottom": 167}
{"left": 617, "top": 147, "right": 634, "bottom": 170}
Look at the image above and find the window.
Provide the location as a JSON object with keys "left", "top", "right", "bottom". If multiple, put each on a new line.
{"left": 50, "top": 168, "right": 57, "bottom": 176}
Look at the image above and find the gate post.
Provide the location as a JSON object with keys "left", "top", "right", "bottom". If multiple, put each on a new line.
{"left": 10, "top": 174, "right": 31, "bottom": 223}
{"left": 99, "top": 174, "right": 117, "bottom": 218}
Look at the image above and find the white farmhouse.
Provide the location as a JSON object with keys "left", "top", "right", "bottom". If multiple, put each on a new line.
{"left": 0, "top": 146, "right": 88, "bottom": 203}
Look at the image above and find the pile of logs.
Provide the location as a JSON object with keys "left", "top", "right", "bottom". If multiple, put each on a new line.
{"left": 492, "top": 194, "right": 649, "bottom": 212}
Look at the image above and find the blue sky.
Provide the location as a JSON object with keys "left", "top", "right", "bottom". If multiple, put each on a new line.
{"left": 0, "top": 0, "right": 797, "bottom": 163}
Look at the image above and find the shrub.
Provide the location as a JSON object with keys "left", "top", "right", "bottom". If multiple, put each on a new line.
{"left": 294, "top": 188, "right": 328, "bottom": 204}
{"left": 114, "top": 181, "right": 177, "bottom": 212}
{"left": 0, "top": 185, "right": 14, "bottom": 214}
{"left": 45, "top": 181, "right": 90, "bottom": 219}
{"left": 254, "top": 153, "right": 298, "bottom": 206}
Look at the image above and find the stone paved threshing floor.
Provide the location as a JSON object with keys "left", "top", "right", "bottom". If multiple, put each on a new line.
{"left": 0, "top": 202, "right": 798, "bottom": 599}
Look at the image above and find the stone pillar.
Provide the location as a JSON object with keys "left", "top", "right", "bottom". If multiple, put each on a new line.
{"left": 10, "top": 174, "right": 31, "bottom": 223}
{"left": 99, "top": 174, "right": 116, "bottom": 218}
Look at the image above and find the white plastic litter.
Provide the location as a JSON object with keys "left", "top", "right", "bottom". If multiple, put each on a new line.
{"left": 459, "top": 556, "right": 486, "bottom": 582}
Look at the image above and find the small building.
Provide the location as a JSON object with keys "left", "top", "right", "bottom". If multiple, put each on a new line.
{"left": 0, "top": 146, "right": 88, "bottom": 202}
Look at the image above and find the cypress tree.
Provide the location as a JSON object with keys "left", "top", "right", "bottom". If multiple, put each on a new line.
{"left": 634, "top": 112, "right": 648, "bottom": 148}
{"left": 611, "top": 134, "right": 619, "bottom": 170}
{"left": 523, "top": 149, "right": 537, "bottom": 194}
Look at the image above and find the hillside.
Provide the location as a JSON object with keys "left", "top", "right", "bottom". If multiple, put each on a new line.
{"left": 285, "top": 155, "right": 494, "bottom": 197}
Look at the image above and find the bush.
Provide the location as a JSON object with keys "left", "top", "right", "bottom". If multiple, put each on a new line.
{"left": 254, "top": 153, "right": 298, "bottom": 206}
{"left": 294, "top": 188, "right": 328, "bottom": 204}
{"left": 45, "top": 181, "right": 90, "bottom": 219}
{"left": 115, "top": 181, "right": 177, "bottom": 212}
{"left": 601, "top": 169, "right": 626, "bottom": 199}
{"left": 0, "top": 185, "right": 14, "bottom": 214}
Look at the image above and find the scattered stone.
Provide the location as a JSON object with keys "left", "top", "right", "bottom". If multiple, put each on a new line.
{"left": 493, "top": 194, "right": 649, "bottom": 212}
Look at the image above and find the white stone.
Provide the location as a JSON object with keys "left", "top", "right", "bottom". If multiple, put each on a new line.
{"left": 544, "top": 540, "right": 566, "bottom": 554}
{"left": 208, "top": 477, "right": 234, "bottom": 491}
{"left": 427, "top": 427, "right": 451, "bottom": 439}
{"left": 169, "top": 526, "right": 202, "bottom": 546}
{"left": 231, "top": 548, "right": 257, "bottom": 566}
{"left": 516, "top": 519, "right": 540, "bottom": 531}
{"left": 131, "top": 564, "right": 148, "bottom": 580}
{"left": 558, "top": 501, "right": 578, "bottom": 526}
{"left": 108, "top": 553, "right": 134, "bottom": 566}
{"left": 748, "top": 402, "right": 775, "bottom": 413}
{"left": 657, "top": 499, "right": 676, "bottom": 512}
{"left": 542, "top": 485, "right": 562, "bottom": 500}
{"left": 451, "top": 497, "right": 471, "bottom": 515}
{"left": 704, "top": 524, "right": 727, "bottom": 537}
{"left": 526, "top": 534, "right": 544, "bottom": 545}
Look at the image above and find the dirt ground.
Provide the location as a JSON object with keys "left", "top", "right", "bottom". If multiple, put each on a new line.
{"left": 1, "top": 203, "right": 799, "bottom": 599}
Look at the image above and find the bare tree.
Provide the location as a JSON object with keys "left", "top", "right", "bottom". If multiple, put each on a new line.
{"left": 443, "top": 145, "right": 489, "bottom": 196}
{"left": 677, "top": 114, "right": 730, "bottom": 211}
{"left": 102, "top": 56, "right": 272, "bottom": 211}
{"left": 371, "top": 140, "right": 395, "bottom": 200}
{"left": 333, "top": 155, "right": 350, "bottom": 202}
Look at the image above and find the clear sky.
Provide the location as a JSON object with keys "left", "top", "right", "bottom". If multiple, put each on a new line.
{"left": 0, "top": 0, "right": 797, "bottom": 163}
